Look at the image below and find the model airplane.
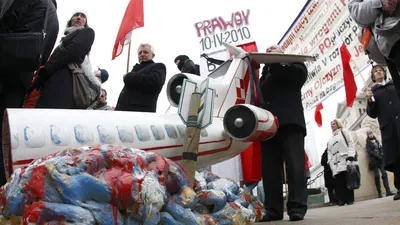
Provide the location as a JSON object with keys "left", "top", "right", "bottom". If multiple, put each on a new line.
{"left": 1, "top": 43, "right": 315, "bottom": 179}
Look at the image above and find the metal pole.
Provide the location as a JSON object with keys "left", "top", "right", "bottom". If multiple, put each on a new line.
{"left": 126, "top": 42, "right": 132, "bottom": 73}
{"left": 284, "top": 161, "right": 288, "bottom": 201}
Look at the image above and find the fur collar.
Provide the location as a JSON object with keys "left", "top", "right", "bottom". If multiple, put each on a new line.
{"left": 64, "top": 26, "right": 85, "bottom": 35}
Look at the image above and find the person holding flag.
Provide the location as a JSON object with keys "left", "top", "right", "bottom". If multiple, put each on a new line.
{"left": 258, "top": 44, "right": 308, "bottom": 222}
{"left": 366, "top": 64, "right": 400, "bottom": 201}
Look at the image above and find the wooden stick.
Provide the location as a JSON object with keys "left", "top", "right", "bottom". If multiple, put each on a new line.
{"left": 126, "top": 42, "right": 132, "bottom": 73}
{"left": 181, "top": 92, "right": 202, "bottom": 186}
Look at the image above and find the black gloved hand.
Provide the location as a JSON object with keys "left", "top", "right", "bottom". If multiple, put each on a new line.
{"left": 346, "top": 156, "right": 355, "bottom": 162}
{"left": 27, "top": 68, "right": 50, "bottom": 94}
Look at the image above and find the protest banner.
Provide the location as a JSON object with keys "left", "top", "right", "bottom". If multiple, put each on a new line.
{"left": 278, "top": 0, "right": 370, "bottom": 111}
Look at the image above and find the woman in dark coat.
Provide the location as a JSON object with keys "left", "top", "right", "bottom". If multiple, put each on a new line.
{"left": 365, "top": 130, "right": 394, "bottom": 198}
{"left": 30, "top": 11, "right": 95, "bottom": 109}
{"left": 321, "top": 148, "right": 337, "bottom": 205}
{"left": 366, "top": 64, "right": 400, "bottom": 200}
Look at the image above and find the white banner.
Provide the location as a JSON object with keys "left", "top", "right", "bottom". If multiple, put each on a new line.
{"left": 194, "top": 9, "right": 255, "bottom": 76}
{"left": 278, "top": 0, "right": 370, "bottom": 111}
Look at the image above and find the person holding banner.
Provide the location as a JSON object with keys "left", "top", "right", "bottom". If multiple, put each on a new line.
{"left": 348, "top": 0, "right": 400, "bottom": 100}
{"left": 258, "top": 45, "right": 308, "bottom": 222}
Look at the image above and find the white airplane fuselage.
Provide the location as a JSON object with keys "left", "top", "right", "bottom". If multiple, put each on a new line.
{"left": 4, "top": 109, "right": 250, "bottom": 174}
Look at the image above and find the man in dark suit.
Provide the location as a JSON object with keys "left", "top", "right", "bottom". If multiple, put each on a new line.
{"left": 115, "top": 43, "right": 166, "bottom": 112}
{"left": 258, "top": 45, "right": 308, "bottom": 222}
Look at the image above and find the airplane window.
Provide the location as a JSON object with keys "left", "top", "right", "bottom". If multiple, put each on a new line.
{"left": 201, "top": 129, "right": 208, "bottom": 137}
{"left": 177, "top": 125, "right": 186, "bottom": 138}
{"left": 150, "top": 125, "right": 165, "bottom": 141}
{"left": 164, "top": 124, "right": 178, "bottom": 139}
{"left": 134, "top": 125, "right": 150, "bottom": 142}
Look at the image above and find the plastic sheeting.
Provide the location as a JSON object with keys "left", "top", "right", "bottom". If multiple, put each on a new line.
{"left": 0, "top": 145, "right": 265, "bottom": 224}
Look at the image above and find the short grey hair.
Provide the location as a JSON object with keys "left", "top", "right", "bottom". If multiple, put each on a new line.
{"left": 137, "top": 43, "right": 154, "bottom": 54}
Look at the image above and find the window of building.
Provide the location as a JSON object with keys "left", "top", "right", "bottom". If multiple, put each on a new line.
{"left": 165, "top": 124, "right": 178, "bottom": 139}
{"left": 177, "top": 125, "right": 186, "bottom": 138}
{"left": 134, "top": 125, "right": 150, "bottom": 142}
{"left": 200, "top": 129, "right": 208, "bottom": 137}
{"left": 150, "top": 125, "right": 165, "bottom": 141}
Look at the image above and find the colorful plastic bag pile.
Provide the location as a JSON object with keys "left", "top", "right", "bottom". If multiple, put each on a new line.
{"left": 0, "top": 145, "right": 264, "bottom": 224}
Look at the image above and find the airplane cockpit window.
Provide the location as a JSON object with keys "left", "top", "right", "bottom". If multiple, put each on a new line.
{"left": 134, "top": 125, "right": 150, "bottom": 142}
{"left": 208, "top": 59, "right": 233, "bottom": 80}
{"left": 200, "top": 129, "right": 208, "bottom": 137}
{"left": 150, "top": 125, "right": 165, "bottom": 141}
{"left": 164, "top": 124, "right": 178, "bottom": 139}
{"left": 176, "top": 125, "right": 186, "bottom": 138}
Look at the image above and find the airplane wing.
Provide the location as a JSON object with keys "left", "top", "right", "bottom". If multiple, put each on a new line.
{"left": 247, "top": 53, "right": 316, "bottom": 64}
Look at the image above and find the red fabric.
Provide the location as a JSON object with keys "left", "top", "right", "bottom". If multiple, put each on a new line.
{"left": 340, "top": 42, "right": 357, "bottom": 107}
{"left": 314, "top": 102, "right": 323, "bottom": 127}
{"left": 241, "top": 141, "right": 262, "bottom": 182}
{"left": 112, "top": 0, "right": 144, "bottom": 60}
{"left": 305, "top": 151, "right": 312, "bottom": 170}
{"left": 23, "top": 66, "right": 44, "bottom": 108}
{"left": 236, "top": 42, "right": 263, "bottom": 182}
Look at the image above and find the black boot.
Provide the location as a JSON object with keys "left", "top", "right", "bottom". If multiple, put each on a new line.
{"left": 382, "top": 175, "right": 394, "bottom": 196}
{"left": 375, "top": 176, "right": 383, "bottom": 198}
{"left": 394, "top": 191, "right": 400, "bottom": 201}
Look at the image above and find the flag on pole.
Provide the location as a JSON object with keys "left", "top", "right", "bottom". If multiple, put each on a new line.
{"left": 112, "top": 0, "right": 144, "bottom": 60}
{"left": 338, "top": 38, "right": 357, "bottom": 107}
{"left": 314, "top": 102, "right": 323, "bottom": 127}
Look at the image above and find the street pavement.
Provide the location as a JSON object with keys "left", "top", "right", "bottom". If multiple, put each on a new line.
{"left": 258, "top": 196, "right": 400, "bottom": 225}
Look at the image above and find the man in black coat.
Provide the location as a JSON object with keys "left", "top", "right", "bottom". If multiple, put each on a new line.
{"left": 115, "top": 43, "right": 166, "bottom": 113}
{"left": 174, "top": 55, "right": 200, "bottom": 75}
{"left": 0, "top": 0, "right": 59, "bottom": 186}
{"left": 258, "top": 45, "right": 308, "bottom": 222}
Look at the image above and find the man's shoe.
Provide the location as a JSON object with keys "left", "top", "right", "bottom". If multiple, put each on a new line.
{"left": 394, "top": 192, "right": 400, "bottom": 201}
{"left": 258, "top": 214, "right": 283, "bottom": 222}
{"left": 289, "top": 213, "right": 304, "bottom": 222}
{"left": 386, "top": 191, "right": 394, "bottom": 197}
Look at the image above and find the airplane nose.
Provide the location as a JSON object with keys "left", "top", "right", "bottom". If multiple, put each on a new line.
{"left": 234, "top": 118, "right": 244, "bottom": 128}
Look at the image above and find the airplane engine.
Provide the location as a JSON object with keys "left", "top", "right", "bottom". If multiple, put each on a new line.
{"left": 166, "top": 73, "right": 206, "bottom": 107}
{"left": 223, "top": 104, "right": 278, "bottom": 142}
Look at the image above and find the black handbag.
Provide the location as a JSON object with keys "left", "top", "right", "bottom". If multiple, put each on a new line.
{"left": 0, "top": 1, "right": 49, "bottom": 72}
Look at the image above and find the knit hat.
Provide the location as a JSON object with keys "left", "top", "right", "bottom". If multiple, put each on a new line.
{"left": 367, "top": 130, "right": 373, "bottom": 135}
{"left": 174, "top": 55, "right": 189, "bottom": 71}
{"left": 67, "top": 10, "right": 89, "bottom": 28}
{"left": 98, "top": 68, "right": 109, "bottom": 83}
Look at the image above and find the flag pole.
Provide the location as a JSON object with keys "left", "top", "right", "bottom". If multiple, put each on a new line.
{"left": 126, "top": 42, "right": 132, "bottom": 73}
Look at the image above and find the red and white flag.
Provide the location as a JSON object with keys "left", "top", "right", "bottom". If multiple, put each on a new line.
{"left": 112, "top": 0, "right": 144, "bottom": 60}
{"left": 314, "top": 102, "right": 323, "bottom": 127}
{"left": 338, "top": 38, "right": 357, "bottom": 107}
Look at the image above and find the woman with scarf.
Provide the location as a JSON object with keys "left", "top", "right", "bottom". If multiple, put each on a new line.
{"left": 29, "top": 11, "right": 95, "bottom": 109}
{"left": 366, "top": 64, "right": 400, "bottom": 201}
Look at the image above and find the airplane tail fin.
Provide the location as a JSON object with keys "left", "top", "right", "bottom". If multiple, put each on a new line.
{"left": 214, "top": 43, "right": 254, "bottom": 117}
